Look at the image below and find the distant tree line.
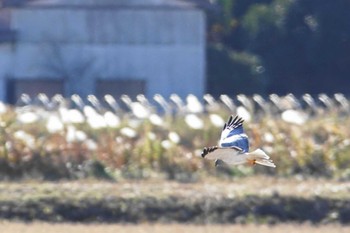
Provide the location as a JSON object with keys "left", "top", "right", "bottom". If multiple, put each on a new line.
{"left": 201, "top": 0, "right": 350, "bottom": 96}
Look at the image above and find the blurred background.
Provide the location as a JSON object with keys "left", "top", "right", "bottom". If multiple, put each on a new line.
{"left": 0, "top": 0, "right": 350, "bottom": 232}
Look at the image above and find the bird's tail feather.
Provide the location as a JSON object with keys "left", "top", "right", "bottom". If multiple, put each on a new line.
{"left": 246, "top": 149, "right": 276, "bottom": 168}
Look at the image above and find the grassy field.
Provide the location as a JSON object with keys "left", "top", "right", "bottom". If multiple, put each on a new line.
{"left": 1, "top": 177, "right": 350, "bottom": 224}
{"left": 1, "top": 222, "right": 350, "bottom": 233}
{"left": 1, "top": 95, "right": 350, "bottom": 226}
{"left": 1, "top": 176, "right": 350, "bottom": 200}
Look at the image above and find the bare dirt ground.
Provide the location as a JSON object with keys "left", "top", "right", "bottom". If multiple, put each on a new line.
{"left": 1, "top": 222, "right": 350, "bottom": 233}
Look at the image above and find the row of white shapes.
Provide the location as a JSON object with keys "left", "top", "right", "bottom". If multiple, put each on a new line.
{"left": 0, "top": 92, "right": 347, "bottom": 132}
{"left": 14, "top": 92, "right": 350, "bottom": 114}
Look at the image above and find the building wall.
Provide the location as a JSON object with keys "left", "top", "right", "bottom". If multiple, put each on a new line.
{"left": 0, "top": 44, "right": 13, "bottom": 100}
{"left": 1, "top": 6, "right": 205, "bottom": 101}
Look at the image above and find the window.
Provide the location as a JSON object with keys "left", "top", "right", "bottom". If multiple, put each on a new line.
{"left": 6, "top": 78, "right": 64, "bottom": 104}
{"left": 96, "top": 79, "right": 146, "bottom": 99}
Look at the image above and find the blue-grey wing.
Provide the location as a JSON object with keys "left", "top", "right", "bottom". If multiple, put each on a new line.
{"left": 219, "top": 115, "right": 249, "bottom": 152}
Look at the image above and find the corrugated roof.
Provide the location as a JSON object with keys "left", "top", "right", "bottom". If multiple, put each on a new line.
{"left": 24, "top": 0, "right": 196, "bottom": 9}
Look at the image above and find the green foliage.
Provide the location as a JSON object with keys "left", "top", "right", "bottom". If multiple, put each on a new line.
{"left": 206, "top": 0, "right": 350, "bottom": 95}
{"left": 242, "top": 4, "right": 276, "bottom": 38}
{"left": 207, "top": 44, "right": 268, "bottom": 96}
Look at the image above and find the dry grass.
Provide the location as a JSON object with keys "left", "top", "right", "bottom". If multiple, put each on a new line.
{"left": 2, "top": 97, "right": 350, "bottom": 180}
{"left": 1, "top": 177, "right": 350, "bottom": 224}
{"left": 1, "top": 176, "right": 350, "bottom": 200}
{"left": 0, "top": 222, "right": 350, "bottom": 233}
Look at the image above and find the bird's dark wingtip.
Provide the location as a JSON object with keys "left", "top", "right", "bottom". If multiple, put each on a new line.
{"left": 226, "top": 114, "right": 244, "bottom": 129}
{"left": 201, "top": 147, "right": 208, "bottom": 158}
{"left": 201, "top": 146, "right": 218, "bottom": 158}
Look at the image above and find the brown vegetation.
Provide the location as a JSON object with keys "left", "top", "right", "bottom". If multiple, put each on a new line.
{"left": 0, "top": 177, "right": 350, "bottom": 224}
{"left": 1, "top": 96, "right": 350, "bottom": 181}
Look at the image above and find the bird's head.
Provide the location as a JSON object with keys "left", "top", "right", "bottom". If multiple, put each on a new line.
{"left": 214, "top": 159, "right": 225, "bottom": 167}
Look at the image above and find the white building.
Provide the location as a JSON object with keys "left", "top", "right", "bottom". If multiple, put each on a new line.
{"left": 0, "top": 0, "right": 206, "bottom": 102}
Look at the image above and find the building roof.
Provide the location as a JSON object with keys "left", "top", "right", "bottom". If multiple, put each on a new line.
{"left": 20, "top": 0, "right": 196, "bottom": 9}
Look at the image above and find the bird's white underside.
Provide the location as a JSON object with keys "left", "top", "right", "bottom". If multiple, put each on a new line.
{"left": 204, "top": 147, "right": 276, "bottom": 167}
{"left": 203, "top": 147, "right": 243, "bottom": 161}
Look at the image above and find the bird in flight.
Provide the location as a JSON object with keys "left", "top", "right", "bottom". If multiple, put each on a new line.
{"left": 201, "top": 115, "right": 276, "bottom": 167}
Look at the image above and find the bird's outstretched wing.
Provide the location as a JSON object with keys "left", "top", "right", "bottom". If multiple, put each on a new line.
{"left": 201, "top": 145, "right": 243, "bottom": 159}
{"left": 201, "top": 115, "right": 275, "bottom": 168}
{"left": 201, "top": 146, "right": 245, "bottom": 165}
{"left": 219, "top": 115, "right": 249, "bottom": 152}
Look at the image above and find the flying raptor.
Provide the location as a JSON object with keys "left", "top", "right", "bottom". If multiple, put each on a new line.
{"left": 201, "top": 115, "right": 276, "bottom": 167}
